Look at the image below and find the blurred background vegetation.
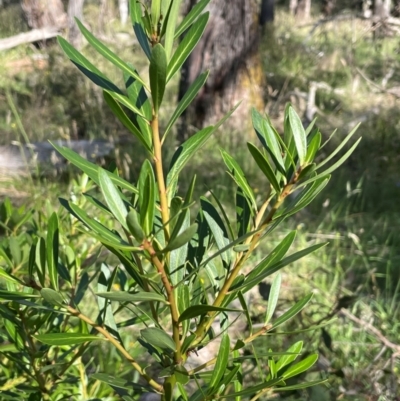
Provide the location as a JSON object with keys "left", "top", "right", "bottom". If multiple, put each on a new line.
{"left": 0, "top": 0, "right": 399, "bottom": 400}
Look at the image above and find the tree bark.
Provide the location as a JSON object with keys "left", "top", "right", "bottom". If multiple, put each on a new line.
{"left": 290, "top": 0, "right": 311, "bottom": 19}
{"left": 177, "top": 0, "right": 265, "bottom": 142}
{"left": 68, "top": 0, "right": 85, "bottom": 49}
{"left": 21, "top": 0, "right": 67, "bottom": 30}
{"left": 0, "top": 27, "right": 60, "bottom": 51}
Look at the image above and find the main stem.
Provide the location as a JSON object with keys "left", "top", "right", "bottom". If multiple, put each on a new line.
{"left": 151, "top": 114, "right": 170, "bottom": 241}
{"left": 150, "top": 113, "right": 182, "bottom": 363}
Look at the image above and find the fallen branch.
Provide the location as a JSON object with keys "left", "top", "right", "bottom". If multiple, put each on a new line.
{"left": 0, "top": 27, "right": 61, "bottom": 52}
{"left": 340, "top": 308, "right": 400, "bottom": 354}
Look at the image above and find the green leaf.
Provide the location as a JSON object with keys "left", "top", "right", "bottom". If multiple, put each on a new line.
{"left": 124, "top": 69, "right": 152, "bottom": 120}
{"left": 35, "top": 333, "right": 104, "bottom": 346}
{"left": 299, "top": 137, "right": 361, "bottom": 188}
{"left": 179, "top": 305, "right": 241, "bottom": 322}
{"left": 57, "top": 36, "right": 123, "bottom": 94}
{"left": 151, "top": 0, "right": 161, "bottom": 31}
{"left": 103, "top": 91, "right": 152, "bottom": 152}
{"left": 281, "top": 353, "right": 318, "bottom": 379}
{"left": 126, "top": 209, "right": 145, "bottom": 242}
{"left": 304, "top": 130, "right": 321, "bottom": 164}
{"left": 164, "top": 71, "right": 209, "bottom": 138}
{"left": 46, "top": 213, "right": 59, "bottom": 291}
{"left": 167, "top": 12, "right": 209, "bottom": 82}
{"left": 247, "top": 143, "right": 281, "bottom": 193}
{"left": 140, "top": 327, "right": 176, "bottom": 352}
{"left": 167, "top": 103, "right": 240, "bottom": 199}
{"left": 276, "top": 341, "right": 303, "bottom": 372}
{"left": 96, "top": 291, "right": 168, "bottom": 304}
{"left": 149, "top": 44, "right": 167, "bottom": 113}
{"left": 209, "top": 334, "right": 230, "bottom": 390}
{"left": 130, "top": 0, "right": 151, "bottom": 59}
{"left": 235, "top": 242, "right": 327, "bottom": 294}
{"left": 316, "top": 123, "right": 360, "bottom": 169}
{"left": 271, "top": 293, "right": 313, "bottom": 330}
{"left": 175, "top": 0, "right": 210, "bottom": 38}
{"left": 220, "top": 149, "right": 257, "bottom": 209}
{"left": 62, "top": 200, "right": 132, "bottom": 248}
{"left": 246, "top": 231, "right": 296, "bottom": 283}
{"left": 91, "top": 373, "right": 151, "bottom": 392}
{"left": 138, "top": 160, "right": 156, "bottom": 236}
{"left": 75, "top": 18, "right": 148, "bottom": 89}
{"left": 51, "top": 142, "right": 138, "bottom": 194}
{"left": 41, "top": 288, "right": 65, "bottom": 306}
{"left": 0, "top": 290, "right": 39, "bottom": 300}
{"left": 219, "top": 378, "right": 283, "bottom": 398}
{"left": 164, "top": 0, "right": 182, "bottom": 60}
{"left": 0, "top": 268, "right": 24, "bottom": 285}
{"left": 274, "top": 379, "right": 327, "bottom": 391}
{"left": 164, "top": 223, "right": 197, "bottom": 252}
{"left": 35, "top": 237, "right": 46, "bottom": 287}
{"left": 251, "top": 108, "right": 285, "bottom": 175}
{"left": 265, "top": 273, "right": 281, "bottom": 324}
{"left": 288, "top": 106, "right": 307, "bottom": 165}
{"left": 99, "top": 168, "right": 128, "bottom": 230}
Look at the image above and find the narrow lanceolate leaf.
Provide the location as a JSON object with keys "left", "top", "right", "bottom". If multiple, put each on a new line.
{"left": 175, "top": 0, "right": 210, "bottom": 38}
{"left": 57, "top": 36, "right": 122, "bottom": 94}
{"left": 124, "top": 69, "right": 152, "bottom": 120}
{"left": 35, "top": 237, "right": 46, "bottom": 286}
{"left": 265, "top": 273, "right": 281, "bottom": 324}
{"left": 179, "top": 305, "right": 241, "bottom": 322}
{"left": 247, "top": 143, "right": 281, "bottom": 193}
{"left": 209, "top": 334, "right": 230, "bottom": 390}
{"left": 35, "top": 333, "right": 104, "bottom": 346}
{"left": 288, "top": 106, "right": 307, "bottom": 165}
{"left": 270, "top": 293, "right": 314, "bottom": 330}
{"left": 0, "top": 290, "right": 39, "bottom": 300}
{"left": 138, "top": 160, "right": 156, "bottom": 236}
{"left": 130, "top": 0, "right": 151, "bottom": 59}
{"left": 0, "top": 268, "right": 23, "bottom": 285}
{"left": 167, "top": 12, "right": 209, "bottom": 82}
{"left": 51, "top": 142, "right": 138, "bottom": 194}
{"left": 304, "top": 131, "right": 321, "bottom": 164}
{"left": 140, "top": 327, "right": 176, "bottom": 352}
{"left": 273, "top": 379, "right": 328, "bottom": 391}
{"left": 251, "top": 108, "right": 285, "bottom": 175}
{"left": 281, "top": 354, "right": 319, "bottom": 379}
{"left": 220, "top": 149, "right": 257, "bottom": 209}
{"left": 75, "top": 18, "right": 148, "bottom": 89}
{"left": 41, "top": 288, "right": 65, "bottom": 306}
{"left": 103, "top": 92, "right": 152, "bottom": 153}
{"left": 167, "top": 103, "right": 240, "bottom": 200}
{"left": 164, "top": 223, "right": 198, "bottom": 252}
{"left": 46, "top": 213, "right": 59, "bottom": 291}
{"left": 164, "top": 0, "right": 182, "bottom": 60}
{"left": 151, "top": 0, "right": 161, "bottom": 31}
{"left": 164, "top": 71, "right": 209, "bottom": 138}
{"left": 96, "top": 291, "right": 168, "bottom": 304}
{"left": 126, "top": 209, "right": 145, "bottom": 242}
{"left": 299, "top": 137, "right": 362, "bottom": 188}
{"left": 149, "top": 44, "right": 167, "bottom": 113}
{"left": 316, "top": 123, "right": 360, "bottom": 169}
{"left": 62, "top": 200, "right": 131, "bottom": 247}
{"left": 276, "top": 341, "right": 303, "bottom": 372}
{"left": 98, "top": 168, "right": 128, "bottom": 230}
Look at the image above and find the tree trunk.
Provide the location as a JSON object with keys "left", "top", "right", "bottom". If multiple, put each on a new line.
{"left": 177, "top": 0, "right": 265, "bottom": 142}
{"left": 118, "top": 0, "right": 129, "bottom": 25}
{"left": 291, "top": 0, "right": 311, "bottom": 19}
{"left": 260, "top": 0, "right": 275, "bottom": 24}
{"left": 21, "top": 0, "right": 67, "bottom": 30}
{"left": 373, "top": 0, "right": 391, "bottom": 37}
{"left": 67, "top": 0, "right": 85, "bottom": 49}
